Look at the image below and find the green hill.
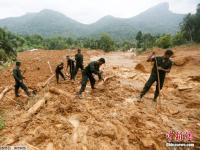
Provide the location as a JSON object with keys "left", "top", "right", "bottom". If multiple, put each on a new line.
{"left": 0, "top": 3, "right": 185, "bottom": 40}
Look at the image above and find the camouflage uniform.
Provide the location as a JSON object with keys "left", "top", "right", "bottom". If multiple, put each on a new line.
{"left": 140, "top": 56, "right": 173, "bottom": 101}
{"left": 13, "top": 66, "right": 30, "bottom": 97}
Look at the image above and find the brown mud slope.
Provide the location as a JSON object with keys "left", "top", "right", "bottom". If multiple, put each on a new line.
{"left": 0, "top": 45, "right": 200, "bottom": 150}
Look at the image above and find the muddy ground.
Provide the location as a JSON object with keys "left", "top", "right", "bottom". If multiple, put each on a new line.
{"left": 0, "top": 44, "right": 200, "bottom": 150}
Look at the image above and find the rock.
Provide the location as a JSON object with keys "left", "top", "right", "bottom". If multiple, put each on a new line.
{"left": 174, "top": 57, "right": 191, "bottom": 66}
{"left": 168, "top": 108, "right": 180, "bottom": 115}
{"left": 140, "top": 137, "right": 156, "bottom": 148}
{"left": 145, "top": 121, "right": 159, "bottom": 129}
{"left": 3, "top": 137, "right": 17, "bottom": 145}
{"left": 112, "top": 66, "right": 119, "bottom": 70}
{"left": 100, "top": 129, "right": 116, "bottom": 140}
{"left": 135, "top": 63, "right": 146, "bottom": 73}
{"left": 46, "top": 142, "right": 54, "bottom": 150}
{"left": 189, "top": 75, "right": 200, "bottom": 82}
{"left": 55, "top": 124, "right": 63, "bottom": 128}
{"left": 178, "top": 85, "right": 193, "bottom": 91}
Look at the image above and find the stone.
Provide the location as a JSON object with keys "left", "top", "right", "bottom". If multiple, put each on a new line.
{"left": 46, "top": 142, "right": 54, "bottom": 150}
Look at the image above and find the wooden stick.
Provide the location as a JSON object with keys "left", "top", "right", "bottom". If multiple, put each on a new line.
{"left": 47, "top": 61, "right": 53, "bottom": 74}
{"left": 155, "top": 57, "right": 161, "bottom": 111}
{"left": 42, "top": 74, "right": 55, "bottom": 87}
{"left": 0, "top": 86, "right": 12, "bottom": 101}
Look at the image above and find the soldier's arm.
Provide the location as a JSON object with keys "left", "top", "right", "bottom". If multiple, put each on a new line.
{"left": 165, "top": 62, "right": 173, "bottom": 73}
{"left": 75, "top": 54, "right": 78, "bottom": 61}
{"left": 98, "top": 71, "right": 103, "bottom": 80}
{"left": 157, "top": 67, "right": 171, "bottom": 73}
{"left": 147, "top": 52, "right": 155, "bottom": 62}
{"left": 158, "top": 62, "right": 172, "bottom": 73}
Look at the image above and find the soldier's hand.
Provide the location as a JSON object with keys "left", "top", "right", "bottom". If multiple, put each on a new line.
{"left": 99, "top": 78, "right": 104, "bottom": 82}
{"left": 157, "top": 67, "right": 164, "bottom": 71}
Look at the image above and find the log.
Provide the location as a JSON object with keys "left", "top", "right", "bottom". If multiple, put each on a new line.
{"left": 49, "top": 87, "right": 72, "bottom": 98}
{"left": 0, "top": 86, "right": 12, "bottom": 101}
{"left": 27, "top": 93, "right": 51, "bottom": 116}
{"left": 42, "top": 74, "right": 55, "bottom": 87}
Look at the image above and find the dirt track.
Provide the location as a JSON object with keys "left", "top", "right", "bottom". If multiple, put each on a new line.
{"left": 0, "top": 45, "right": 200, "bottom": 150}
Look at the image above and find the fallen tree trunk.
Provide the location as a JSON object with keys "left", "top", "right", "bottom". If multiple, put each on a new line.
{"left": 49, "top": 87, "right": 73, "bottom": 98}
{"left": 0, "top": 86, "right": 12, "bottom": 101}
{"left": 27, "top": 93, "right": 51, "bottom": 116}
{"left": 42, "top": 74, "right": 55, "bottom": 88}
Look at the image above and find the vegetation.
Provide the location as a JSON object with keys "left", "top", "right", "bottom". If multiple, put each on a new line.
{"left": 180, "top": 4, "right": 200, "bottom": 42}
{"left": 134, "top": 3, "right": 200, "bottom": 49}
{"left": 0, "top": 116, "right": 5, "bottom": 130}
{"left": 0, "top": 28, "right": 20, "bottom": 62}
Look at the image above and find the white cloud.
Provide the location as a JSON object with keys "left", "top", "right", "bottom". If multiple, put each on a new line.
{"left": 0, "top": 0, "right": 199, "bottom": 24}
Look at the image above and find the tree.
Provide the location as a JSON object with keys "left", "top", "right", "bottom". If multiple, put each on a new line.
{"left": 156, "top": 34, "right": 172, "bottom": 49}
{"left": 142, "top": 33, "right": 156, "bottom": 49}
{"left": 136, "top": 31, "right": 143, "bottom": 48}
{"left": 98, "top": 33, "right": 114, "bottom": 52}
{"left": 0, "top": 28, "right": 20, "bottom": 61}
{"left": 180, "top": 3, "right": 200, "bottom": 42}
{"left": 172, "top": 32, "right": 186, "bottom": 46}
{"left": 180, "top": 14, "right": 194, "bottom": 42}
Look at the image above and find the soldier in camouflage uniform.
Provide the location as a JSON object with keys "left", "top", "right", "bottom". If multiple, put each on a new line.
{"left": 13, "top": 61, "right": 30, "bottom": 97}
{"left": 78, "top": 58, "right": 105, "bottom": 98}
{"left": 139, "top": 49, "right": 174, "bottom": 102}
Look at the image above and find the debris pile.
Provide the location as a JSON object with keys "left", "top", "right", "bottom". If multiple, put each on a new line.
{"left": 0, "top": 44, "right": 200, "bottom": 149}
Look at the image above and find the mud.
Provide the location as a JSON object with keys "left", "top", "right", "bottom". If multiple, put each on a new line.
{"left": 0, "top": 44, "right": 200, "bottom": 149}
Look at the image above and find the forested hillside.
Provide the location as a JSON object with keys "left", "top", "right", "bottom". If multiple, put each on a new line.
{"left": 0, "top": 3, "right": 184, "bottom": 40}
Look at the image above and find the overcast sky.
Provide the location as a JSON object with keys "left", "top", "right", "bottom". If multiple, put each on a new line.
{"left": 0, "top": 0, "right": 199, "bottom": 24}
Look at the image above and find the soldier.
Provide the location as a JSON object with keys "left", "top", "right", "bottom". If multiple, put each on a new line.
{"left": 55, "top": 62, "right": 65, "bottom": 83}
{"left": 66, "top": 56, "right": 75, "bottom": 80}
{"left": 74, "top": 49, "right": 84, "bottom": 79}
{"left": 78, "top": 58, "right": 105, "bottom": 98}
{"left": 139, "top": 49, "right": 174, "bottom": 102}
{"left": 13, "top": 61, "right": 30, "bottom": 97}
